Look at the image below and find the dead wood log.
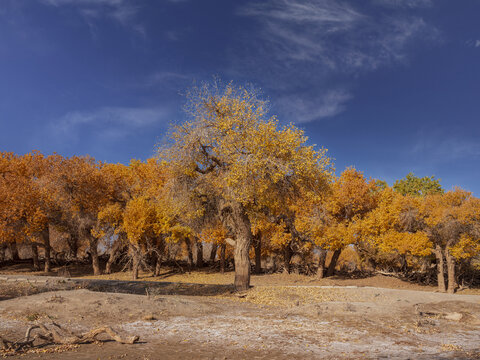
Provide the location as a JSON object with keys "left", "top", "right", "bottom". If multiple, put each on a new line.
{"left": 375, "top": 270, "right": 403, "bottom": 279}
{"left": 0, "top": 323, "right": 139, "bottom": 354}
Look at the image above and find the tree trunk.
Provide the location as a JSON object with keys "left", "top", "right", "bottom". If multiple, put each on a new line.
{"left": 88, "top": 237, "right": 101, "bottom": 275}
{"left": 220, "top": 243, "right": 226, "bottom": 273}
{"left": 326, "top": 249, "right": 341, "bottom": 277}
{"left": 0, "top": 244, "right": 5, "bottom": 263}
{"left": 154, "top": 238, "right": 164, "bottom": 277}
{"left": 105, "top": 240, "right": 123, "bottom": 274}
{"left": 196, "top": 240, "right": 204, "bottom": 268}
{"left": 209, "top": 243, "right": 218, "bottom": 263}
{"left": 220, "top": 201, "right": 252, "bottom": 291}
{"left": 283, "top": 244, "right": 292, "bottom": 274}
{"left": 445, "top": 247, "right": 457, "bottom": 294}
{"left": 399, "top": 254, "right": 408, "bottom": 273}
{"left": 184, "top": 238, "right": 194, "bottom": 268}
{"left": 271, "top": 256, "right": 278, "bottom": 273}
{"left": 31, "top": 242, "right": 40, "bottom": 271}
{"left": 154, "top": 254, "right": 162, "bottom": 277}
{"left": 434, "top": 244, "right": 446, "bottom": 293}
{"left": 254, "top": 232, "right": 262, "bottom": 274}
{"left": 234, "top": 235, "right": 251, "bottom": 291}
{"left": 41, "top": 228, "right": 51, "bottom": 273}
{"left": 317, "top": 248, "right": 327, "bottom": 279}
{"left": 10, "top": 242, "right": 20, "bottom": 261}
{"left": 67, "top": 233, "right": 79, "bottom": 259}
{"left": 130, "top": 245, "right": 140, "bottom": 280}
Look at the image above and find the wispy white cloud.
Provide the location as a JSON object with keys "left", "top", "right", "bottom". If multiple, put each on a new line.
{"left": 143, "top": 71, "right": 192, "bottom": 88}
{"left": 372, "top": 0, "right": 433, "bottom": 8}
{"left": 40, "top": 0, "right": 144, "bottom": 35}
{"left": 465, "top": 39, "right": 480, "bottom": 48}
{"left": 239, "top": 0, "right": 439, "bottom": 72}
{"left": 41, "top": 0, "right": 123, "bottom": 5}
{"left": 235, "top": 0, "right": 439, "bottom": 122}
{"left": 53, "top": 106, "right": 170, "bottom": 140}
{"left": 411, "top": 135, "right": 480, "bottom": 162}
{"left": 240, "top": 0, "right": 362, "bottom": 25}
{"left": 164, "top": 30, "right": 181, "bottom": 41}
{"left": 278, "top": 90, "right": 352, "bottom": 123}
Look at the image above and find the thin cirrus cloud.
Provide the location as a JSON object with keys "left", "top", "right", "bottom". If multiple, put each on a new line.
{"left": 278, "top": 90, "right": 352, "bottom": 123}
{"left": 239, "top": 0, "right": 439, "bottom": 72}
{"left": 411, "top": 134, "right": 480, "bottom": 163}
{"left": 52, "top": 106, "right": 171, "bottom": 141}
{"left": 236, "top": 0, "right": 439, "bottom": 123}
{"left": 39, "top": 0, "right": 145, "bottom": 35}
{"left": 465, "top": 39, "right": 480, "bottom": 48}
{"left": 372, "top": 0, "right": 433, "bottom": 8}
{"left": 144, "top": 71, "right": 192, "bottom": 87}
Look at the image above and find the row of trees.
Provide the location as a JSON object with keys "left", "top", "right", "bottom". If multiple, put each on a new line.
{"left": 1, "top": 81, "right": 479, "bottom": 293}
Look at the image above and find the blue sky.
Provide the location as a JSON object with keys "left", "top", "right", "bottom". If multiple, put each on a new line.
{"left": 1, "top": 0, "right": 479, "bottom": 194}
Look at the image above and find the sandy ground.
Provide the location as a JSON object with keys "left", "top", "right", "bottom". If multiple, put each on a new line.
{"left": 1, "top": 276, "right": 480, "bottom": 359}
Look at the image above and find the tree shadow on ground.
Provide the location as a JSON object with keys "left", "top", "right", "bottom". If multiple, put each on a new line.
{"left": 75, "top": 279, "right": 234, "bottom": 297}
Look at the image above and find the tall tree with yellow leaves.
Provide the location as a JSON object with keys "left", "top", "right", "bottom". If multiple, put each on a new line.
{"left": 46, "top": 155, "right": 113, "bottom": 275}
{"left": 311, "top": 168, "right": 379, "bottom": 277}
{"left": 0, "top": 152, "right": 63, "bottom": 272}
{"left": 358, "top": 187, "right": 431, "bottom": 274}
{"left": 161, "top": 80, "right": 332, "bottom": 290}
{"left": 422, "top": 189, "right": 480, "bottom": 293}
{"left": 96, "top": 159, "right": 171, "bottom": 279}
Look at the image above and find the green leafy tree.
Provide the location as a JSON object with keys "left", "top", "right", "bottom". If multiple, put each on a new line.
{"left": 393, "top": 173, "right": 443, "bottom": 197}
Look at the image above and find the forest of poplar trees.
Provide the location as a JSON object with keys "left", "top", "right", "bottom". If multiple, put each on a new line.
{"left": 1, "top": 82, "right": 479, "bottom": 294}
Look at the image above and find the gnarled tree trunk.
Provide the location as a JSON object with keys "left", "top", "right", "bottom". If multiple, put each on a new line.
{"left": 67, "top": 233, "right": 79, "bottom": 259}
{"left": 209, "top": 243, "right": 218, "bottom": 263}
{"left": 434, "top": 244, "right": 446, "bottom": 293}
{"left": 130, "top": 244, "right": 140, "bottom": 280}
{"left": 10, "top": 242, "right": 20, "bottom": 261}
{"left": 445, "top": 247, "right": 457, "bottom": 294}
{"left": 399, "top": 254, "right": 408, "bottom": 273}
{"left": 184, "top": 237, "right": 194, "bottom": 268}
{"left": 254, "top": 232, "right": 262, "bottom": 274}
{"left": 154, "top": 254, "right": 162, "bottom": 277}
{"left": 220, "top": 243, "right": 226, "bottom": 273}
{"left": 196, "top": 239, "right": 204, "bottom": 268}
{"left": 233, "top": 234, "right": 251, "bottom": 291}
{"left": 31, "top": 242, "right": 40, "bottom": 271}
{"left": 317, "top": 248, "right": 327, "bottom": 279}
{"left": 326, "top": 249, "right": 341, "bottom": 277}
{"left": 40, "top": 228, "right": 51, "bottom": 273}
{"left": 220, "top": 201, "right": 252, "bottom": 291}
{"left": 283, "top": 244, "right": 292, "bottom": 274}
{"left": 154, "top": 237, "right": 164, "bottom": 277}
{"left": 0, "top": 244, "right": 6, "bottom": 263}
{"left": 105, "top": 239, "right": 123, "bottom": 274}
{"left": 87, "top": 236, "right": 101, "bottom": 275}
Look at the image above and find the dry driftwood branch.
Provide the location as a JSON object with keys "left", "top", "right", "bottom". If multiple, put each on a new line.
{"left": 0, "top": 325, "right": 44, "bottom": 352}
{"left": 0, "top": 323, "right": 139, "bottom": 354}
{"left": 375, "top": 270, "right": 403, "bottom": 279}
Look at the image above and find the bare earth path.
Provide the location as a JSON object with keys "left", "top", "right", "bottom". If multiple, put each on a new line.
{"left": 1, "top": 274, "right": 480, "bottom": 359}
